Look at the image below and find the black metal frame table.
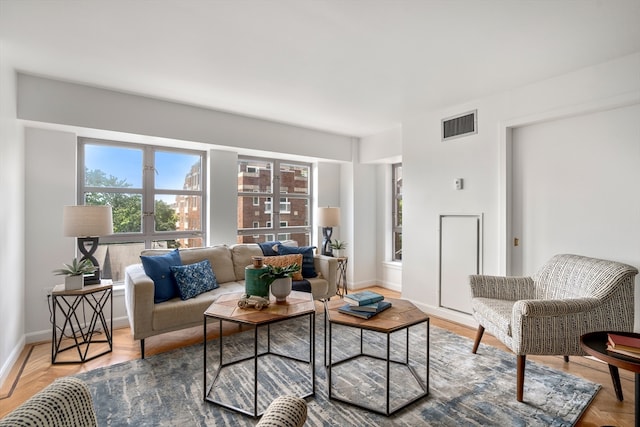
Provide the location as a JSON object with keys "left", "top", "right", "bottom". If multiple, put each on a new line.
{"left": 324, "top": 297, "right": 430, "bottom": 416}
{"left": 51, "top": 283, "right": 113, "bottom": 364}
{"left": 581, "top": 331, "right": 640, "bottom": 427}
{"left": 335, "top": 256, "right": 348, "bottom": 297}
{"left": 203, "top": 291, "right": 316, "bottom": 418}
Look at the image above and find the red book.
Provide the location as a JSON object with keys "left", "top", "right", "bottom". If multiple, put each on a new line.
{"left": 608, "top": 333, "right": 640, "bottom": 353}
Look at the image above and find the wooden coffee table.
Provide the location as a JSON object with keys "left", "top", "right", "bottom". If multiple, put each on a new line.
{"left": 324, "top": 297, "right": 430, "bottom": 416}
{"left": 203, "top": 291, "right": 316, "bottom": 417}
{"left": 581, "top": 331, "right": 640, "bottom": 427}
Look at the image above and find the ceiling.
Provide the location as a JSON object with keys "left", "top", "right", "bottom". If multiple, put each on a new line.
{"left": 2, "top": 0, "right": 639, "bottom": 137}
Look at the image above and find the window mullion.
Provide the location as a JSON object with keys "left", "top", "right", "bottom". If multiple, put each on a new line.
{"left": 143, "top": 147, "right": 155, "bottom": 236}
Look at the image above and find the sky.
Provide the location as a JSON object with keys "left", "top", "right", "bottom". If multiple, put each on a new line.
{"left": 85, "top": 144, "right": 200, "bottom": 191}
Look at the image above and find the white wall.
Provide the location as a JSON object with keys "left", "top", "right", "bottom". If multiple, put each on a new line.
{"left": 17, "top": 74, "right": 354, "bottom": 162}
{"left": 511, "top": 103, "right": 640, "bottom": 276}
{"left": 402, "top": 52, "right": 640, "bottom": 327}
{"left": 0, "top": 44, "right": 26, "bottom": 387}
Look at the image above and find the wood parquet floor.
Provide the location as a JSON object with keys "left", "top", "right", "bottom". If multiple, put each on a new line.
{"left": 0, "top": 286, "right": 634, "bottom": 425}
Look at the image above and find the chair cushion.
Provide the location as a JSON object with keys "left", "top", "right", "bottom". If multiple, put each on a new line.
{"left": 471, "top": 297, "right": 515, "bottom": 337}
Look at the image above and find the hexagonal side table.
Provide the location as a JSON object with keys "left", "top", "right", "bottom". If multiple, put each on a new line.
{"left": 324, "top": 297, "right": 429, "bottom": 416}
{"left": 203, "top": 291, "right": 316, "bottom": 417}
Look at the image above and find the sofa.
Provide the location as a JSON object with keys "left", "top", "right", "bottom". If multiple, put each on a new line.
{"left": 125, "top": 242, "right": 338, "bottom": 358}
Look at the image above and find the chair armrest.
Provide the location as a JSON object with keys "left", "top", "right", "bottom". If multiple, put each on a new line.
{"left": 513, "top": 297, "right": 602, "bottom": 317}
{"left": 0, "top": 377, "right": 97, "bottom": 427}
{"left": 314, "top": 255, "right": 338, "bottom": 299}
{"left": 469, "top": 275, "right": 535, "bottom": 300}
{"left": 256, "top": 395, "right": 307, "bottom": 427}
{"left": 124, "top": 263, "right": 155, "bottom": 340}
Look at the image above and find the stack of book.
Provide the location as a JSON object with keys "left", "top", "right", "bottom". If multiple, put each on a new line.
{"left": 607, "top": 333, "right": 640, "bottom": 359}
{"left": 338, "top": 290, "right": 391, "bottom": 319}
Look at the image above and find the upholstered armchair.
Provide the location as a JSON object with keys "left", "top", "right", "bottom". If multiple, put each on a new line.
{"left": 469, "top": 254, "right": 638, "bottom": 402}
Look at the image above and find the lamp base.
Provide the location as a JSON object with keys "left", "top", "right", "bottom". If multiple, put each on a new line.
{"left": 84, "top": 268, "right": 101, "bottom": 285}
{"left": 321, "top": 227, "right": 334, "bottom": 256}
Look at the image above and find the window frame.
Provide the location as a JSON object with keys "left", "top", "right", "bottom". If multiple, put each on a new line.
{"left": 392, "top": 163, "right": 402, "bottom": 261}
{"left": 78, "top": 137, "right": 207, "bottom": 249}
{"left": 237, "top": 156, "right": 312, "bottom": 245}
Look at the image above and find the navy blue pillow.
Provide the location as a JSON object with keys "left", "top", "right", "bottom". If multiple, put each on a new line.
{"left": 276, "top": 244, "right": 318, "bottom": 278}
{"left": 258, "top": 241, "right": 281, "bottom": 256}
{"left": 170, "top": 259, "right": 219, "bottom": 300}
{"left": 140, "top": 249, "right": 182, "bottom": 303}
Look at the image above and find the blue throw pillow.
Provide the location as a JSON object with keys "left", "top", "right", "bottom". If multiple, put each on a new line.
{"left": 170, "top": 259, "right": 219, "bottom": 300}
{"left": 140, "top": 249, "right": 182, "bottom": 303}
{"left": 258, "top": 241, "right": 281, "bottom": 256}
{"left": 276, "top": 244, "right": 318, "bottom": 278}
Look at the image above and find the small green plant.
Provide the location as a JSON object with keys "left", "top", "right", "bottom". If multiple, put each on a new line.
{"left": 260, "top": 263, "right": 301, "bottom": 284}
{"left": 330, "top": 239, "right": 347, "bottom": 250}
{"left": 53, "top": 258, "right": 96, "bottom": 276}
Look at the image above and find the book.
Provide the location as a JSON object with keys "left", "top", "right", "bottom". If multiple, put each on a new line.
{"left": 344, "top": 290, "right": 384, "bottom": 306}
{"left": 338, "top": 301, "right": 392, "bottom": 319}
{"left": 607, "top": 333, "right": 640, "bottom": 352}
{"left": 350, "top": 301, "right": 388, "bottom": 312}
{"left": 607, "top": 345, "right": 640, "bottom": 360}
{"left": 607, "top": 335, "right": 640, "bottom": 354}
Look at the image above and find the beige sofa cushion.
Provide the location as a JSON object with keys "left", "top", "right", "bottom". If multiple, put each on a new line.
{"left": 141, "top": 245, "right": 237, "bottom": 284}
{"left": 230, "top": 243, "right": 263, "bottom": 281}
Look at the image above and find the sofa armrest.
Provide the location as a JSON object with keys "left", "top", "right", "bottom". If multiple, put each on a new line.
{"left": 256, "top": 395, "right": 307, "bottom": 427}
{"left": 469, "top": 275, "right": 535, "bottom": 301}
{"left": 314, "top": 255, "right": 338, "bottom": 299}
{"left": 124, "top": 263, "right": 155, "bottom": 340}
{"left": 0, "top": 377, "right": 97, "bottom": 427}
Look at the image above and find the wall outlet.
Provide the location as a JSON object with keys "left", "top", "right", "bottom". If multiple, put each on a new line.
{"left": 42, "top": 286, "right": 54, "bottom": 297}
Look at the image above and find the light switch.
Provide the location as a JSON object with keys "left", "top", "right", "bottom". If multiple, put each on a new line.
{"left": 455, "top": 178, "right": 463, "bottom": 190}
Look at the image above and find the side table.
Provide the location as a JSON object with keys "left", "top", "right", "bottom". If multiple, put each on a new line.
{"left": 324, "top": 297, "right": 429, "bottom": 416}
{"left": 336, "top": 256, "right": 348, "bottom": 297}
{"left": 581, "top": 331, "right": 639, "bottom": 427}
{"left": 51, "top": 282, "right": 113, "bottom": 364}
{"left": 203, "top": 291, "right": 316, "bottom": 417}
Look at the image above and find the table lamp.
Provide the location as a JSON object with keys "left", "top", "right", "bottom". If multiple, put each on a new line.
{"left": 63, "top": 205, "right": 113, "bottom": 285}
{"left": 317, "top": 207, "right": 340, "bottom": 256}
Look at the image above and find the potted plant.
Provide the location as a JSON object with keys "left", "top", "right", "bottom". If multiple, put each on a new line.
{"left": 330, "top": 239, "right": 348, "bottom": 258}
{"left": 53, "top": 258, "right": 96, "bottom": 290}
{"left": 260, "top": 263, "right": 301, "bottom": 303}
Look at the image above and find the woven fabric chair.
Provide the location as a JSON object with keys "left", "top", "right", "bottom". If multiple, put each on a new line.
{"left": 256, "top": 395, "right": 307, "bottom": 427}
{"left": 469, "top": 254, "right": 638, "bottom": 402}
{"left": 0, "top": 377, "right": 97, "bottom": 427}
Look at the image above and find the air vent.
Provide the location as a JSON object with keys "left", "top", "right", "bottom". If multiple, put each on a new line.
{"left": 442, "top": 110, "right": 477, "bottom": 141}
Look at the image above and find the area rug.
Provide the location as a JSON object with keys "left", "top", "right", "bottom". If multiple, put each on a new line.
{"left": 75, "top": 315, "right": 599, "bottom": 426}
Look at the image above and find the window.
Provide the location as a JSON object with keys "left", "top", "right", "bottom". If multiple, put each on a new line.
{"left": 392, "top": 163, "right": 402, "bottom": 261}
{"left": 79, "top": 138, "right": 206, "bottom": 283}
{"left": 237, "top": 157, "right": 311, "bottom": 245}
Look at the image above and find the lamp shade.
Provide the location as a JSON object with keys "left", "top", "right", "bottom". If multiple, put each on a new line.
{"left": 63, "top": 205, "right": 113, "bottom": 237}
{"left": 317, "top": 207, "right": 340, "bottom": 227}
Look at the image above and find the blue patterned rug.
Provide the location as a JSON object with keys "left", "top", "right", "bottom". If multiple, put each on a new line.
{"left": 75, "top": 315, "right": 598, "bottom": 426}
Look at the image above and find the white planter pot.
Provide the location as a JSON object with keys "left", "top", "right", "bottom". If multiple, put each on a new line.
{"left": 65, "top": 275, "right": 83, "bottom": 290}
{"left": 270, "top": 277, "right": 292, "bottom": 303}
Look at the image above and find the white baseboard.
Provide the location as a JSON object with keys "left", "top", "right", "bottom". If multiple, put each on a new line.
{"left": 0, "top": 335, "right": 26, "bottom": 389}
{"left": 408, "top": 300, "right": 477, "bottom": 329}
